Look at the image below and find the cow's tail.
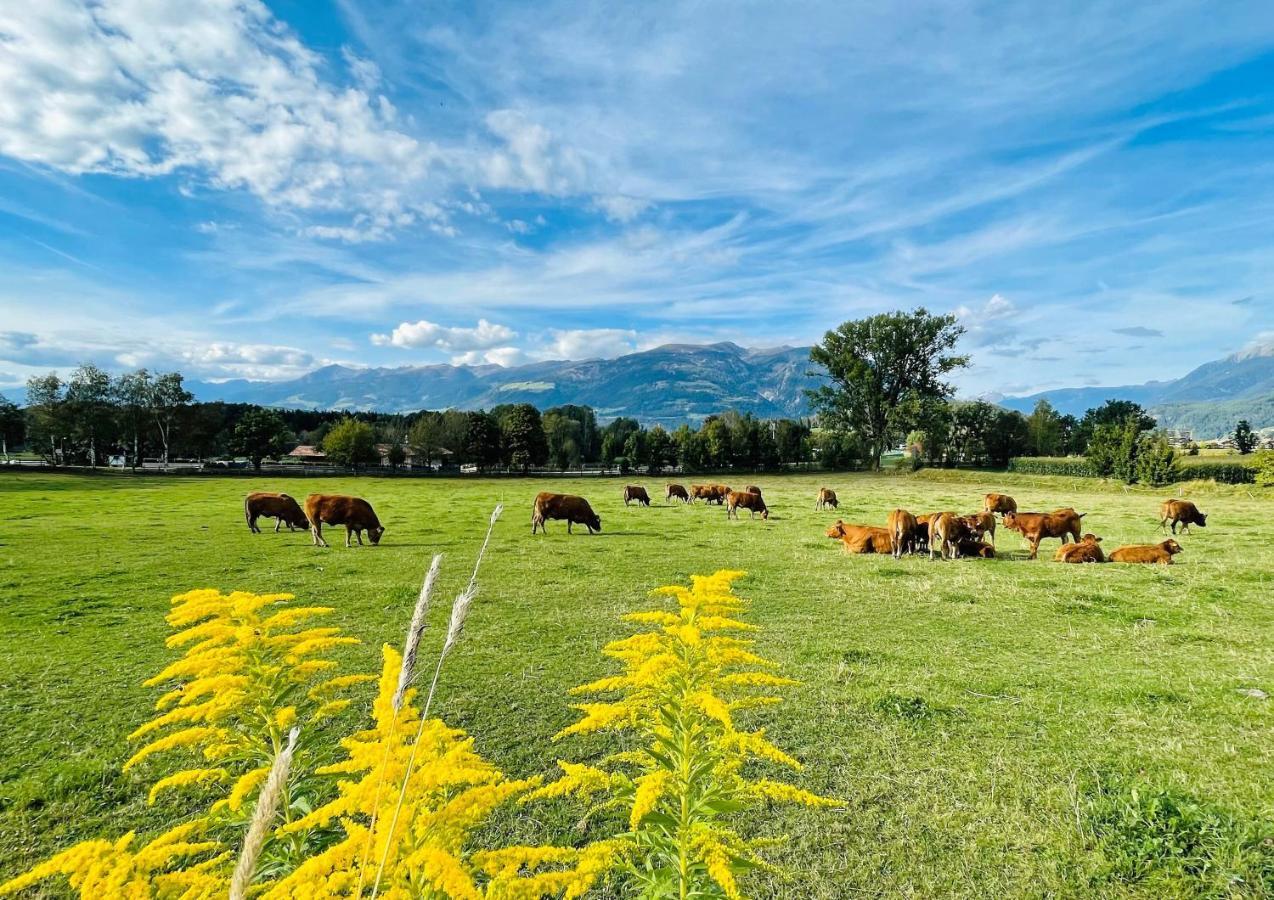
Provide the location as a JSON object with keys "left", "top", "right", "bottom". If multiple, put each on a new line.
{"left": 244, "top": 494, "right": 251, "bottom": 526}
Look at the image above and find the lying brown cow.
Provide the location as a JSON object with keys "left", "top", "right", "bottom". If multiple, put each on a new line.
{"left": 929, "top": 512, "right": 967, "bottom": 560}
{"left": 814, "top": 487, "right": 838, "bottom": 511}
{"left": 886, "top": 508, "right": 919, "bottom": 559}
{"left": 1160, "top": 499, "right": 1206, "bottom": 534}
{"left": 1001, "top": 509, "right": 1084, "bottom": 559}
{"left": 1109, "top": 539, "right": 1183, "bottom": 565}
{"left": 244, "top": 491, "right": 309, "bottom": 533}
{"left": 305, "top": 494, "right": 384, "bottom": 548}
{"left": 726, "top": 490, "right": 768, "bottom": 520}
{"left": 961, "top": 511, "right": 996, "bottom": 544}
{"left": 826, "top": 520, "right": 892, "bottom": 554}
{"left": 984, "top": 493, "right": 1017, "bottom": 515}
{"left": 666, "top": 483, "right": 691, "bottom": 504}
{"left": 623, "top": 484, "right": 651, "bottom": 507}
{"left": 957, "top": 539, "right": 996, "bottom": 558}
{"left": 693, "top": 483, "right": 731, "bottom": 505}
{"left": 1055, "top": 533, "right": 1104, "bottom": 564}
{"left": 532, "top": 492, "right": 601, "bottom": 534}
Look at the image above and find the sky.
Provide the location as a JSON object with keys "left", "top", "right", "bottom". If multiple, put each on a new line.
{"left": 1, "top": 0, "right": 1273, "bottom": 399}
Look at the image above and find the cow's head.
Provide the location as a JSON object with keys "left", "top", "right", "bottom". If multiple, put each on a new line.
{"left": 825, "top": 520, "right": 847, "bottom": 539}
{"left": 1194, "top": 511, "right": 1208, "bottom": 527}
{"left": 759, "top": 507, "right": 770, "bottom": 520}
{"left": 590, "top": 513, "right": 602, "bottom": 532}
{"left": 1162, "top": 539, "right": 1183, "bottom": 555}
{"left": 369, "top": 525, "right": 385, "bottom": 545}
{"left": 1080, "top": 533, "right": 1102, "bottom": 544}
{"left": 1001, "top": 512, "right": 1019, "bottom": 531}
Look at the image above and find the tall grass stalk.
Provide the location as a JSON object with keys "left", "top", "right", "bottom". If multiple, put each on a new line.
{"left": 370, "top": 504, "right": 503, "bottom": 899}
{"left": 229, "top": 726, "right": 299, "bottom": 900}
{"left": 352, "top": 553, "right": 443, "bottom": 900}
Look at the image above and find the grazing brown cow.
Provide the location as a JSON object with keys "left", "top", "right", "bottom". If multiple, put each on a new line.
{"left": 984, "top": 493, "right": 1018, "bottom": 515}
{"left": 929, "top": 512, "right": 968, "bottom": 560}
{"left": 689, "top": 483, "right": 730, "bottom": 505}
{"left": 244, "top": 491, "right": 309, "bottom": 533}
{"left": 1160, "top": 499, "right": 1207, "bottom": 534}
{"left": 726, "top": 490, "right": 769, "bottom": 520}
{"left": 1001, "top": 509, "right": 1085, "bottom": 559}
{"left": 957, "top": 539, "right": 996, "bottom": 558}
{"left": 886, "top": 508, "right": 919, "bottom": 559}
{"left": 1110, "top": 539, "right": 1183, "bottom": 565}
{"left": 666, "top": 483, "right": 691, "bottom": 504}
{"left": 623, "top": 484, "right": 651, "bottom": 507}
{"left": 304, "top": 494, "right": 384, "bottom": 548}
{"left": 961, "top": 511, "right": 997, "bottom": 544}
{"left": 1054, "top": 533, "right": 1105, "bottom": 564}
{"left": 826, "top": 521, "right": 892, "bottom": 554}
{"left": 814, "top": 487, "right": 839, "bottom": 511}
{"left": 532, "top": 492, "right": 602, "bottom": 534}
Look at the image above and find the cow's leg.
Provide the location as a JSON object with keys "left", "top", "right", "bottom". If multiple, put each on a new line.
{"left": 312, "top": 523, "right": 327, "bottom": 547}
{"left": 567, "top": 521, "right": 573, "bottom": 534}
{"left": 344, "top": 527, "right": 352, "bottom": 548}
{"left": 248, "top": 515, "right": 259, "bottom": 533}
{"left": 1160, "top": 517, "right": 1169, "bottom": 533}
{"left": 1028, "top": 535, "right": 1040, "bottom": 559}
{"left": 356, "top": 529, "right": 364, "bottom": 545}
{"left": 274, "top": 517, "right": 282, "bottom": 533}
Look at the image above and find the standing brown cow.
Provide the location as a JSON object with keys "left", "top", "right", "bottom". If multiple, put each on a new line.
{"left": 666, "top": 483, "right": 691, "bottom": 504}
{"left": 1001, "top": 509, "right": 1085, "bottom": 559}
{"left": 1160, "top": 499, "right": 1207, "bottom": 534}
{"left": 961, "top": 511, "right": 997, "bottom": 544}
{"left": 726, "top": 490, "right": 768, "bottom": 520}
{"left": 305, "top": 494, "right": 384, "bottom": 548}
{"left": 532, "top": 492, "right": 602, "bottom": 534}
{"left": 814, "top": 488, "right": 838, "bottom": 511}
{"left": 244, "top": 491, "right": 309, "bottom": 533}
{"left": 983, "top": 493, "right": 1017, "bottom": 515}
{"left": 623, "top": 485, "right": 651, "bottom": 506}
{"left": 690, "top": 484, "right": 731, "bottom": 505}
{"left": 929, "top": 512, "right": 967, "bottom": 560}
{"left": 886, "top": 508, "right": 919, "bottom": 559}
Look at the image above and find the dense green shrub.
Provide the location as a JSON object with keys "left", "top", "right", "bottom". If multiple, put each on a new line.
{"left": 1134, "top": 434, "right": 1180, "bottom": 486}
{"left": 1007, "top": 457, "right": 1097, "bottom": 477}
{"left": 1257, "top": 450, "right": 1274, "bottom": 487}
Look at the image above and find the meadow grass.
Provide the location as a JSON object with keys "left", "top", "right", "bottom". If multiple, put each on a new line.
{"left": 0, "top": 469, "right": 1271, "bottom": 897}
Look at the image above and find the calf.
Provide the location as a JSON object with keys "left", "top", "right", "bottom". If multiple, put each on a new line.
{"left": 929, "top": 512, "right": 967, "bottom": 560}
{"left": 1160, "top": 499, "right": 1206, "bottom": 534}
{"left": 826, "top": 520, "right": 892, "bottom": 554}
{"left": 666, "top": 483, "right": 691, "bottom": 504}
{"left": 1109, "top": 539, "right": 1183, "bottom": 565}
{"left": 532, "top": 492, "right": 602, "bottom": 535}
{"left": 912, "top": 513, "right": 936, "bottom": 553}
{"left": 957, "top": 539, "right": 996, "bottom": 558}
{"left": 1054, "top": 533, "right": 1105, "bottom": 564}
{"left": 983, "top": 493, "right": 1017, "bottom": 515}
{"left": 244, "top": 491, "right": 309, "bottom": 533}
{"left": 623, "top": 484, "right": 651, "bottom": 507}
{"left": 886, "top": 508, "right": 919, "bottom": 559}
{"left": 304, "top": 494, "right": 384, "bottom": 548}
{"left": 726, "top": 490, "right": 769, "bottom": 520}
{"left": 961, "top": 511, "right": 997, "bottom": 544}
{"left": 814, "top": 487, "right": 839, "bottom": 511}
{"left": 1001, "top": 509, "right": 1085, "bottom": 559}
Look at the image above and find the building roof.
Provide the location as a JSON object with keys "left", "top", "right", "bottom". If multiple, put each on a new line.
{"left": 289, "top": 445, "right": 326, "bottom": 458}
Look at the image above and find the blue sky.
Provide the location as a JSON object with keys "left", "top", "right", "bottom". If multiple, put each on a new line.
{"left": 1, "top": 0, "right": 1272, "bottom": 399}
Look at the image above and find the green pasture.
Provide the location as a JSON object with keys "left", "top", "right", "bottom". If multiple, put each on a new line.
{"left": 0, "top": 470, "right": 1271, "bottom": 897}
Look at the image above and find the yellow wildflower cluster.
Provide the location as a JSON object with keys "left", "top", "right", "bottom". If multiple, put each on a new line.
{"left": 263, "top": 644, "right": 541, "bottom": 898}
{"left": 517, "top": 570, "right": 840, "bottom": 899}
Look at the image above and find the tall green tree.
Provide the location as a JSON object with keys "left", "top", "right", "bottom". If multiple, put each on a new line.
{"left": 1234, "top": 419, "right": 1257, "bottom": 454}
{"left": 408, "top": 412, "right": 448, "bottom": 468}
{"left": 322, "top": 418, "right": 379, "bottom": 471}
{"left": 0, "top": 393, "right": 23, "bottom": 459}
{"left": 231, "top": 408, "right": 291, "bottom": 470}
{"left": 462, "top": 411, "right": 501, "bottom": 471}
{"left": 114, "top": 369, "right": 152, "bottom": 469}
{"left": 543, "top": 410, "right": 584, "bottom": 470}
{"left": 1026, "top": 399, "right": 1063, "bottom": 456}
{"left": 65, "top": 364, "right": 115, "bottom": 467}
{"left": 149, "top": 372, "right": 192, "bottom": 465}
{"left": 1087, "top": 418, "right": 1144, "bottom": 481}
{"left": 807, "top": 309, "right": 967, "bottom": 469}
{"left": 499, "top": 403, "right": 549, "bottom": 472}
{"left": 1075, "top": 400, "right": 1155, "bottom": 452}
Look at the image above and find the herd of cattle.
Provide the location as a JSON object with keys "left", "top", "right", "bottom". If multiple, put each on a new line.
{"left": 246, "top": 484, "right": 1208, "bottom": 565}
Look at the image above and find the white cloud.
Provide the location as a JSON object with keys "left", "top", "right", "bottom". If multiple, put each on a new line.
{"left": 539, "top": 328, "right": 638, "bottom": 360}
{"left": 451, "top": 346, "right": 525, "bottom": 366}
{"left": 370, "top": 317, "right": 518, "bottom": 351}
{"left": 479, "top": 109, "right": 589, "bottom": 195}
{"left": 593, "top": 194, "right": 651, "bottom": 222}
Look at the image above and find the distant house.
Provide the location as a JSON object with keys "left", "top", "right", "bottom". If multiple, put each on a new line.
{"left": 288, "top": 445, "right": 327, "bottom": 462}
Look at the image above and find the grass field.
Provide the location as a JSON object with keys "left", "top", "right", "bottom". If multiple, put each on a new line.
{"left": 1, "top": 469, "right": 1272, "bottom": 897}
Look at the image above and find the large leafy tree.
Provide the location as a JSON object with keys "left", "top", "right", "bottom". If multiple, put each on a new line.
{"left": 807, "top": 309, "right": 967, "bottom": 469}
{"left": 65, "top": 364, "right": 115, "bottom": 467}
{"left": 321, "top": 418, "right": 379, "bottom": 471}
{"left": 462, "top": 411, "right": 502, "bottom": 470}
{"left": 149, "top": 372, "right": 192, "bottom": 465}
{"left": 1026, "top": 399, "right": 1063, "bottom": 457}
{"left": 230, "top": 408, "right": 292, "bottom": 470}
{"left": 113, "top": 369, "right": 152, "bottom": 469}
{"left": 1234, "top": 419, "right": 1257, "bottom": 454}
{"left": 498, "top": 403, "right": 549, "bottom": 472}
{"left": 0, "top": 393, "right": 23, "bottom": 459}
{"left": 1075, "top": 400, "right": 1155, "bottom": 452}
{"left": 25, "top": 373, "right": 68, "bottom": 462}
